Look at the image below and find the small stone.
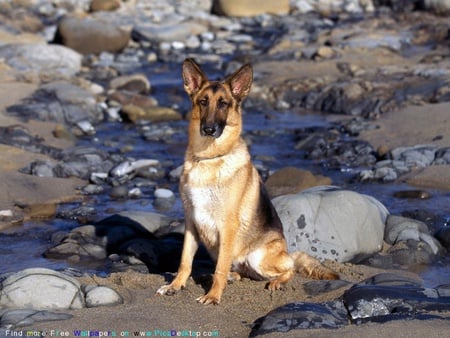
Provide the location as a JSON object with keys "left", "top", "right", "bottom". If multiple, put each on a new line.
{"left": 154, "top": 188, "right": 175, "bottom": 200}
{"left": 393, "top": 190, "right": 431, "bottom": 199}
{"left": 85, "top": 286, "right": 123, "bottom": 308}
{"left": 109, "top": 185, "right": 129, "bottom": 199}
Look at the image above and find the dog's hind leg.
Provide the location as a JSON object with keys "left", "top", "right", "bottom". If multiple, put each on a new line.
{"left": 291, "top": 251, "right": 340, "bottom": 280}
{"left": 249, "top": 239, "right": 296, "bottom": 290}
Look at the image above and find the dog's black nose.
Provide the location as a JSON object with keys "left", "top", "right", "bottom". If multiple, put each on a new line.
{"left": 202, "top": 125, "right": 217, "bottom": 137}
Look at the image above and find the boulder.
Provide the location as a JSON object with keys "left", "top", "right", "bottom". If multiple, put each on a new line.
{"left": 272, "top": 186, "right": 388, "bottom": 263}
{"left": 55, "top": 16, "right": 130, "bottom": 55}
{"left": 0, "top": 43, "right": 82, "bottom": 77}
{"left": 212, "top": 0, "right": 290, "bottom": 16}
{"left": 0, "top": 268, "right": 84, "bottom": 310}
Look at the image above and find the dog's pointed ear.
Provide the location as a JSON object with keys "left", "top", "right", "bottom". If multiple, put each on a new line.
{"left": 182, "top": 58, "right": 207, "bottom": 96}
{"left": 227, "top": 64, "right": 253, "bottom": 100}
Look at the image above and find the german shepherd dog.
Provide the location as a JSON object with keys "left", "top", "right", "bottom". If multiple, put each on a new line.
{"left": 156, "top": 58, "right": 339, "bottom": 305}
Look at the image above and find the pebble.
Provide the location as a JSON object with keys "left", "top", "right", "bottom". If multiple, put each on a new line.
{"left": 154, "top": 188, "right": 175, "bottom": 200}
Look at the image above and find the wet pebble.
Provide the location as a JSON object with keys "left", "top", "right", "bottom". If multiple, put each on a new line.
{"left": 393, "top": 190, "right": 431, "bottom": 199}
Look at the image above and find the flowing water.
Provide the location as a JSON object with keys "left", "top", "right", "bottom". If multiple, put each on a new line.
{"left": 1, "top": 62, "right": 449, "bottom": 287}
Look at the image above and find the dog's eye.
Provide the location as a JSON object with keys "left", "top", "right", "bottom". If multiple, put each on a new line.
{"left": 218, "top": 101, "right": 229, "bottom": 109}
{"left": 199, "top": 98, "right": 208, "bottom": 107}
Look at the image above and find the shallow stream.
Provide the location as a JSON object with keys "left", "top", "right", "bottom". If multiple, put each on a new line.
{"left": 1, "top": 62, "right": 449, "bottom": 287}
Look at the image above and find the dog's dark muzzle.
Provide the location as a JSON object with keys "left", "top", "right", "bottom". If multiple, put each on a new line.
{"left": 200, "top": 122, "right": 224, "bottom": 138}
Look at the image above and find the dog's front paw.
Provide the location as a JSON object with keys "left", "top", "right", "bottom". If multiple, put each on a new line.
{"left": 196, "top": 293, "right": 221, "bottom": 305}
{"left": 156, "top": 284, "right": 181, "bottom": 296}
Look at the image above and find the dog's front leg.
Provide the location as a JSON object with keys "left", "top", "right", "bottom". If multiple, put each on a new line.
{"left": 196, "top": 222, "right": 236, "bottom": 305}
{"left": 156, "top": 221, "right": 199, "bottom": 296}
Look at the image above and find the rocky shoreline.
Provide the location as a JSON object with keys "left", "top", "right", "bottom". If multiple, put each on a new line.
{"left": 1, "top": 0, "right": 450, "bottom": 336}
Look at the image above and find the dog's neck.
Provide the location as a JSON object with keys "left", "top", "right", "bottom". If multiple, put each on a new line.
{"left": 187, "top": 137, "right": 248, "bottom": 164}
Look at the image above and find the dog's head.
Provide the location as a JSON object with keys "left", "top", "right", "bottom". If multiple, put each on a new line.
{"left": 182, "top": 58, "right": 253, "bottom": 139}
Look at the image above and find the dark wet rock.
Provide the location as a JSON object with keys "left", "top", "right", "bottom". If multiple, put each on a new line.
{"left": 45, "top": 212, "right": 175, "bottom": 263}
{"left": 387, "top": 239, "right": 443, "bottom": 266}
{"left": 0, "top": 309, "right": 72, "bottom": 329}
{"left": 375, "top": 215, "right": 445, "bottom": 267}
{"left": 435, "top": 226, "right": 450, "bottom": 252}
{"left": 295, "top": 128, "right": 377, "bottom": 168}
{"left": 343, "top": 283, "right": 450, "bottom": 321}
{"left": 250, "top": 300, "right": 349, "bottom": 336}
{"left": 19, "top": 146, "right": 117, "bottom": 181}
{"left": 0, "top": 125, "right": 61, "bottom": 158}
{"left": 273, "top": 186, "right": 388, "bottom": 263}
{"left": 265, "top": 167, "right": 332, "bottom": 198}
{"left": 358, "top": 272, "right": 423, "bottom": 287}
{"left": 110, "top": 233, "right": 213, "bottom": 274}
{"left": 302, "top": 279, "right": 351, "bottom": 296}
{"left": 0, "top": 43, "right": 82, "bottom": 78}
{"left": 393, "top": 190, "right": 431, "bottom": 199}
{"left": 55, "top": 16, "right": 131, "bottom": 55}
{"left": 385, "top": 215, "right": 443, "bottom": 254}
{"left": 252, "top": 272, "right": 450, "bottom": 336}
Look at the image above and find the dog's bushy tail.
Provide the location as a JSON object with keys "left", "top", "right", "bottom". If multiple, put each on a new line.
{"left": 290, "top": 251, "right": 339, "bottom": 280}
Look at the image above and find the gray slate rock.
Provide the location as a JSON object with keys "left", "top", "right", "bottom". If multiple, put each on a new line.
{"left": 250, "top": 300, "right": 349, "bottom": 336}
{"left": 0, "top": 43, "right": 82, "bottom": 77}
{"left": 272, "top": 186, "right": 388, "bottom": 263}
{"left": 0, "top": 268, "right": 84, "bottom": 310}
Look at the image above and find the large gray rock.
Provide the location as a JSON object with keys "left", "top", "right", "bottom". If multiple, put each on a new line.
{"left": 55, "top": 16, "right": 131, "bottom": 55}
{"left": 0, "top": 43, "right": 82, "bottom": 77}
{"left": 0, "top": 268, "right": 84, "bottom": 310}
{"left": 272, "top": 186, "right": 388, "bottom": 263}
